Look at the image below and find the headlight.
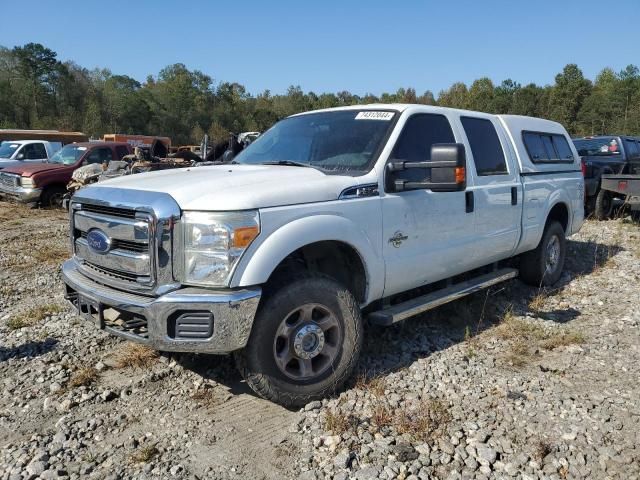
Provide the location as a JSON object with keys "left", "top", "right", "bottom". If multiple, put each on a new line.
{"left": 183, "top": 210, "right": 260, "bottom": 287}
{"left": 20, "top": 177, "right": 35, "bottom": 188}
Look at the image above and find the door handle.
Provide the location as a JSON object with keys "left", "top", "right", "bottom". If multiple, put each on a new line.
{"left": 465, "top": 191, "right": 474, "bottom": 213}
{"left": 511, "top": 186, "right": 518, "bottom": 205}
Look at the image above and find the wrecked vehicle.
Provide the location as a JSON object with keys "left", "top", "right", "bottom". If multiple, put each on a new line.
{"left": 62, "top": 105, "right": 584, "bottom": 407}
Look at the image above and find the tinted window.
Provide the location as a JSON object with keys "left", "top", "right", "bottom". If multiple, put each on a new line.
{"left": 572, "top": 137, "right": 621, "bottom": 157}
{"left": 624, "top": 139, "right": 639, "bottom": 159}
{"left": 389, "top": 114, "right": 455, "bottom": 185}
{"left": 524, "top": 132, "right": 574, "bottom": 163}
{"left": 23, "top": 143, "right": 47, "bottom": 159}
{"left": 461, "top": 117, "right": 507, "bottom": 175}
{"left": 115, "top": 146, "right": 130, "bottom": 159}
{"left": 86, "top": 148, "right": 113, "bottom": 164}
{"left": 552, "top": 135, "right": 574, "bottom": 161}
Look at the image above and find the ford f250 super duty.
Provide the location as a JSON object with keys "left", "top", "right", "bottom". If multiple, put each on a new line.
{"left": 61, "top": 105, "right": 584, "bottom": 407}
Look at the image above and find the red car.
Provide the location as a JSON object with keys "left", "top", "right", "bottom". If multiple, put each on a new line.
{"left": 0, "top": 142, "right": 132, "bottom": 207}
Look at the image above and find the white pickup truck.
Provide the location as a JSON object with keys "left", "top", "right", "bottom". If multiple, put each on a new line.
{"left": 62, "top": 104, "right": 584, "bottom": 406}
{"left": 0, "top": 140, "right": 62, "bottom": 170}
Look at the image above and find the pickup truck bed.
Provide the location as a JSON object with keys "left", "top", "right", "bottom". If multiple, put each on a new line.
{"left": 601, "top": 174, "right": 640, "bottom": 210}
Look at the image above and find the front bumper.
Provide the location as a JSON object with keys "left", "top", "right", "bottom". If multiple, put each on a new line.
{"left": 62, "top": 259, "right": 261, "bottom": 353}
{"left": 0, "top": 184, "right": 42, "bottom": 203}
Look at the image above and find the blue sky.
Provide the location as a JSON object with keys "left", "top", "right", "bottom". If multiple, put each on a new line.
{"left": 1, "top": 0, "right": 638, "bottom": 96}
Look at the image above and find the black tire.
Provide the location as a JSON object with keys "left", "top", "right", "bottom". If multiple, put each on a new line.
{"left": 41, "top": 185, "right": 66, "bottom": 208}
{"left": 519, "top": 221, "right": 566, "bottom": 287}
{"left": 235, "top": 273, "right": 363, "bottom": 408}
{"left": 594, "top": 188, "right": 613, "bottom": 220}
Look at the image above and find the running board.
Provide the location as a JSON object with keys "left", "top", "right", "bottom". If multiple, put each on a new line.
{"left": 368, "top": 268, "right": 518, "bottom": 326}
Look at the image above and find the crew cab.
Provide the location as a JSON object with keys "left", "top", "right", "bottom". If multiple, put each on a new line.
{"left": 573, "top": 135, "right": 640, "bottom": 219}
{"left": 61, "top": 105, "right": 584, "bottom": 407}
{"left": 0, "top": 141, "right": 131, "bottom": 207}
{"left": 0, "top": 140, "right": 62, "bottom": 170}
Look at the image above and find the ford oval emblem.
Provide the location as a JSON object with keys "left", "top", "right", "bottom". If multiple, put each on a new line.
{"left": 86, "top": 229, "right": 111, "bottom": 254}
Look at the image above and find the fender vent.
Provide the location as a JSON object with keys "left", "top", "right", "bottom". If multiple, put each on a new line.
{"left": 170, "top": 312, "right": 214, "bottom": 340}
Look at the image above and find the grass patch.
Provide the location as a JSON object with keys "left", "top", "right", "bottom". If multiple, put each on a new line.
{"left": 113, "top": 343, "right": 159, "bottom": 369}
{"left": 355, "top": 372, "right": 386, "bottom": 398}
{"left": 6, "top": 303, "right": 65, "bottom": 330}
{"left": 393, "top": 398, "right": 451, "bottom": 441}
{"left": 324, "top": 408, "right": 358, "bottom": 435}
{"left": 494, "top": 310, "right": 585, "bottom": 366}
{"left": 528, "top": 291, "right": 547, "bottom": 312}
{"left": 129, "top": 445, "right": 158, "bottom": 463}
{"left": 371, "top": 403, "right": 394, "bottom": 429}
{"left": 69, "top": 367, "right": 98, "bottom": 388}
{"left": 32, "top": 244, "right": 69, "bottom": 264}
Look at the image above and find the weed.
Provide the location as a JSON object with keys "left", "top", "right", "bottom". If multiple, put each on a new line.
{"left": 69, "top": 367, "right": 98, "bottom": 388}
{"left": 528, "top": 291, "right": 547, "bottom": 312}
{"left": 355, "top": 372, "right": 386, "bottom": 398}
{"left": 6, "top": 303, "right": 64, "bottom": 330}
{"left": 540, "top": 331, "right": 586, "bottom": 350}
{"left": 130, "top": 445, "right": 158, "bottom": 463}
{"left": 371, "top": 403, "right": 393, "bottom": 429}
{"left": 393, "top": 398, "right": 451, "bottom": 441}
{"left": 324, "top": 409, "right": 357, "bottom": 435}
{"left": 113, "top": 343, "right": 158, "bottom": 369}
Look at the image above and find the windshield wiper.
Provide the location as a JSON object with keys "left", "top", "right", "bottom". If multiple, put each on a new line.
{"left": 262, "top": 160, "right": 313, "bottom": 168}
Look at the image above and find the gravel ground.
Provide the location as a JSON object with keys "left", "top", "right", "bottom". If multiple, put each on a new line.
{"left": 1, "top": 201, "right": 639, "bottom": 480}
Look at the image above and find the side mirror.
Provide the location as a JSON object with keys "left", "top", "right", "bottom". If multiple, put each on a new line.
{"left": 16, "top": 152, "right": 25, "bottom": 160}
{"left": 387, "top": 143, "right": 467, "bottom": 192}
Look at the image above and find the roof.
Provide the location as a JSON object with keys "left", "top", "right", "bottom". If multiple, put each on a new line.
{"left": 69, "top": 141, "right": 130, "bottom": 148}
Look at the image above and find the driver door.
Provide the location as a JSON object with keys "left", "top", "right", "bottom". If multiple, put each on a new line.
{"left": 381, "top": 113, "right": 477, "bottom": 297}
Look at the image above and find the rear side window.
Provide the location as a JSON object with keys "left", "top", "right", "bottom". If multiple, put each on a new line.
{"left": 461, "top": 117, "right": 507, "bottom": 176}
{"left": 115, "top": 146, "right": 130, "bottom": 159}
{"left": 523, "top": 132, "right": 574, "bottom": 163}
{"left": 624, "top": 139, "right": 639, "bottom": 159}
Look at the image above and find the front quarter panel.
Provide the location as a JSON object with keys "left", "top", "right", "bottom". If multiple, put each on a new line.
{"left": 231, "top": 198, "right": 384, "bottom": 306}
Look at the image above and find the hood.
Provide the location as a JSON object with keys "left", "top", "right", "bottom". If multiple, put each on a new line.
{"left": 0, "top": 162, "right": 66, "bottom": 177}
{"left": 0, "top": 159, "right": 24, "bottom": 170}
{"left": 89, "top": 164, "right": 360, "bottom": 210}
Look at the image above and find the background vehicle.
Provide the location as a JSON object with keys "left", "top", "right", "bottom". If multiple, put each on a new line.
{"left": 573, "top": 135, "right": 640, "bottom": 219}
{"left": 101, "top": 134, "right": 171, "bottom": 150}
{"left": 61, "top": 105, "right": 583, "bottom": 407}
{"left": 0, "top": 142, "right": 132, "bottom": 207}
{"left": 0, "top": 140, "right": 62, "bottom": 170}
{"left": 0, "top": 129, "right": 88, "bottom": 144}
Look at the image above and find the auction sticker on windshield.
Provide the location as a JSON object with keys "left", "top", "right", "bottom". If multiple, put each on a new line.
{"left": 355, "top": 111, "right": 394, "bottom": 120}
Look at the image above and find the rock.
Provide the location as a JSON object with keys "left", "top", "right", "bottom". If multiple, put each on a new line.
{"left": 100, "top": 390, "right": 116, "bottom": 402}
{"left": 476, "top": 444, "right": 497, "bottom": 466}
{"left": 26, "top": 460, "right": 47, "bottom": 477}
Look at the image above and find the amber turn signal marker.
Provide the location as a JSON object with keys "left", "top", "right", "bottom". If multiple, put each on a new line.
{"left": 455, "top": 167, "right": 466, "bottom": 184}
{"left": 233, "top": 226, "right": 260, "bottom": 248}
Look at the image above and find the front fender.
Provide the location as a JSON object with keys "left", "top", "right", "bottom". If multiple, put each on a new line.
{"left": 230, "top": 214, "right": 384, "bottom": 305}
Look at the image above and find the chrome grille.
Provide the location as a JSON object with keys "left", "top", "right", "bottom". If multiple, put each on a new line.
{"left": 72, "top": 204, "right": 154, "bottom": 291}
{"left": 68, "top": 188, "right": 181, "bottom": 297}
{"left": 0, "top": 172, "right": 19, "bottom": 190}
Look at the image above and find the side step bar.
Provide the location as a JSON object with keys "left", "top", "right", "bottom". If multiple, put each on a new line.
{"left": 368, "top": 268, "right": 518, "bottom": 326}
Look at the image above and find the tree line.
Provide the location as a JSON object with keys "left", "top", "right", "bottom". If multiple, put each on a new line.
{"left": 1, "top": 43, "right": 639, "bottom": 145}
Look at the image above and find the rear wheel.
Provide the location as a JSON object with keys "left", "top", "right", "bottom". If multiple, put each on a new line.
{"left": 41, "top": 185, "right": 66, "bottom": 209}
{"left": 520, "top": 221, "right": 566, "bottom": 287}
{"left": 235, "top": 274, "right": 362, "bottom": 408}
{"left": 594, "top": 188, "right": 613, "bottom": 220}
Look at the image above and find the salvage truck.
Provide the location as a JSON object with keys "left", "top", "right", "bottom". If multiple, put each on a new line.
{"left": 61, "top": 105, "right": 584, "bottom": 407}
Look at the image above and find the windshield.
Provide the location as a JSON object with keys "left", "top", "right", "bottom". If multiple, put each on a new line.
{"left": 234, "top": 110, "right": 397, "bottom": 174}
{"left": 0, "top": 142, "right": 21, "bottom": 159}
{"left": 49, "top": 145, "right": 87, "bottom": 165}
{"left": 573, "top": 137, "right": 621, "bottom": 157}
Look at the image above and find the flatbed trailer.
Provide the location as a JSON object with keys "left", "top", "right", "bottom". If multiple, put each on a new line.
{"left": 601, "top": 174, "right": 640, "bottom": 211}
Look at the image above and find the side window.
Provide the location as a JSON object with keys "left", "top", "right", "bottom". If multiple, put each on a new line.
{"left": 86, "top": 148, "right": 113, "bottom": 164}
{"left": 624, "top": 139, "right": 639, "bottom": 159}
{"left": 115, "top": 146, "right": 130, "bottom": 159}
{"left": 23, "top": 143, "right": 47, "bottom": 159}
{"left": 461, "top": 117, "right": 507, "bottom": 176}
{"left": 523, "top": 131, "right": 574, "bottom": 163}
{"left": 388, "top": 114, "right": 455, "bottom": 186}
{"left": 552, "top": 134, "right": 575, "bottom": 161}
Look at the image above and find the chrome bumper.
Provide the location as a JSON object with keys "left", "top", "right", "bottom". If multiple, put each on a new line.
{"left": 62, "top": 259, "right": 261, "bottom": 353}
{"left": 0, "top": 184, "right": 42, "bottom": 203}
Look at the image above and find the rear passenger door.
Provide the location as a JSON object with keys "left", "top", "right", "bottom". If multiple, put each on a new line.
{"left": 84, "top": 147, "right": 114, "bottom": 165}
{"left": 459, "top": 116, "right": 522, "bottom": 263}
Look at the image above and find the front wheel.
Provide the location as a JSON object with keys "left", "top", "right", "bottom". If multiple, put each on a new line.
{"left": 41, "top": 185, "right": 66, "bottom": 209}
{"left": 235, "top": 274, "right": 363, "bottom": 408}
{"left": 519, "top": 221, "right": 566, "bottom": 287}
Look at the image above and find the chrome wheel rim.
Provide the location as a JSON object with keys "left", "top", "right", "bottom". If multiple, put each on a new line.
{"left": 273, "top": 303, "right": 342, "bottom": 381}
{"left": 545, "top": 235, "right": 560, "bottom": 273}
